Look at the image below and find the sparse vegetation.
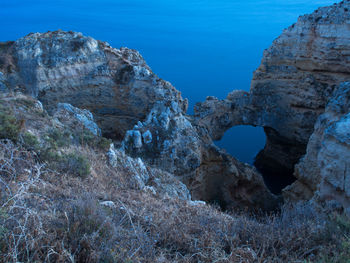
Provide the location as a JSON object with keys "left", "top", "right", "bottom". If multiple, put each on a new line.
{"left": 0, "top": 106, "right": 21, "bottom": 141}
{"left": 46, "top": 127, "right": 71, "bottom": 149}
{"left": 1, "top": 93, "right": 349, "bottom": 262}
{"left": 21, "top": 131, "right": 40, "bottom": 151}
{"left": 60, "top": 152, "right": 91, "bottom": 178}
{"left": 1, "top": 138, "right": 350, "bottom": 262}
{"left": 77, "top": 128, "right": 112, "bottom": 151}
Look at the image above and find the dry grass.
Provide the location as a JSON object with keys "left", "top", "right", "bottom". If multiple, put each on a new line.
{"left": 1, "top": 138, "right": 350, "bottom": 262}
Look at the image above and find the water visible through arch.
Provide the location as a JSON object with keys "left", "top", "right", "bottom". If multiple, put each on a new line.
{"left": 214, "top": 125, "right": 297, "bottom": 195}
{"left": 214, "top": 125, "right": 265, "bottom": 165}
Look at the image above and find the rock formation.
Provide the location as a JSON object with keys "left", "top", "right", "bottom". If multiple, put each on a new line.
{"left": 1, "top": 1, "right": 348, "bottom": 212}
{"left": 194, "top": 0, "right": 350, "bottom": 193}
{"left": 284, "top": 82, "right": 350, "bottom": 214}
{"left": 0, "top": 30, "right": 277, "bottom": 211}
{"left": 0, "top": 31, "right": 187, "bottom": 140}
{"left": 122, "top": 100, "right": 278, "bottom": 210}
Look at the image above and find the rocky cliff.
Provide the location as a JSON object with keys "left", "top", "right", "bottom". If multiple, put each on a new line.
{"left": 1, "top": 0, "right": 349, "bottom": 213}
{"left": 195, "top": 0, "right": 350, "bottom": 195}
{"left": 285, "top": 82, "right": 350, "bottom": 214}
{"left": 0, "top": 30, "right": 277, "bottom": 211}
{"left": 0, "top": 31, "right": 187, "bottom": 140}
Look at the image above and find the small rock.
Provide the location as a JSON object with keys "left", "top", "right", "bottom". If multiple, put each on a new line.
{"left": 100, "top": 201, "right": 116, "bottom": 209}
{"left": 142, "top": 130, "right": 152, "bottom": 144}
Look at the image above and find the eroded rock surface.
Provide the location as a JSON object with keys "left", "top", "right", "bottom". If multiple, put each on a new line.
{"left": 0, "top": 31, "right": 277, "bottom": 211}
{"left": 122, "top": 99, "right": 279, "bottom": 211}
{"left": 195, "top": 0, "right": 350, "bottom": 189}
{"left": 284, "top": 82, "right": 350, "bottom": 214}
{"left": 54, "top": 103, "right": 101, "bottom": 136}
{"left": 0, "top": 30, "right": 187, "bottom": 140}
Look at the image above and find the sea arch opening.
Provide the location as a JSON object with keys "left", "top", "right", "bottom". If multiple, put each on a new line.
{"left": 214, "top": 125, "right": 297, "bottom": 195}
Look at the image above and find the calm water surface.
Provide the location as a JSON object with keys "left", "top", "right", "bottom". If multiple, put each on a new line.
{"left": 0, "top": 0, "right": 339, "bottom": 163}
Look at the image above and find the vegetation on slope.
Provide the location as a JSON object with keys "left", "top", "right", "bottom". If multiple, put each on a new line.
{"left": 0, "top": 92, "right": 350, "bottom": 262}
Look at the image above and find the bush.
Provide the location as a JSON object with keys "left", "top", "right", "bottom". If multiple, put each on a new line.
{"left": 60, "top": 152, "right": 91, "bottom": 178}
{"left": 0, "top": 106, "right": 21, "bottom": 141}
{"left": 97, "top": 137, "right": 112, "bottom": 151}
{"left": 21, "top": 132, "right": 40, "bottom": 151}
{"left": 46, "top": 128, "right": 71, "bottom": 149}
{"left": 77, "top": 129, "right": 112, "bottom": 151}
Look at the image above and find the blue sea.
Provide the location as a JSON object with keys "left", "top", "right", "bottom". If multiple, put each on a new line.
{"left": 0, "top": 0, "right": 339, "bottom": 163}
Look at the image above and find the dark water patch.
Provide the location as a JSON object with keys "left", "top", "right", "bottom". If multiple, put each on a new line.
{"left": 214, "top": 125, "right": 266, "bottom": 164}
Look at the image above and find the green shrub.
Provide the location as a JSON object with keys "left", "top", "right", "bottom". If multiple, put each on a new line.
{"left": 97, "top": 137, "right": 112, "bottom": 151}
{"left": 77, "top": 129, "right": 112, "bottom": 151}
{"left": 39, "top": 147, "right": 61, "bottom": 163}
{"left": 21, "top": 132, "right": 40, "bottom": 151}
{"left": 60, "top": 152, "right": 91, "bottom": 178}
{"left": 46, "top": 128, "right": 71, "bottom": 149}
{"left": 77, "top": 129, "right": 96, "bottom": 146}
{"left": 0, "top": 107, "right": 20, "bottom": 141}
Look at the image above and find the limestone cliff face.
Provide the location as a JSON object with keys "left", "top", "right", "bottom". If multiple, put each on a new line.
{"left": 284, "top": 82, "right": 350, "bottom": 214}
{"left": 0, "top": 31, "right": 187, "bottom": 140}
{"left": 0, "top": 31, "right": 277, "bottom": 211}
{"left": 195, "top": 0, "right": 350, "bottom": 184}
{"left": 122, "top": 100, "right": 278, "bottom": 210}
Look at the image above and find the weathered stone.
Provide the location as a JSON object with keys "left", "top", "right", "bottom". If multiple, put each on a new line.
{"left": 284, "top": 82, "right": 350, "bottom": 214}
{"left": 0, "top": 30, "right": 279, "bottom": 210}
{"left": 0, "top": 72, "right": 7, "bottom": 92}
{"left": 107, "top": 144, "right": 191, "bottom": 200}
{"left": 1, "top": 30, "right": 187, "bottom": 140}
{"left": 122, "top": 101, "right": 279, "bottom": 210}
{"left": 54, "top": 103, "right": 101, "bottom": 136}
{"left": 194, "top": 0, "right": 350, "bottom": 190}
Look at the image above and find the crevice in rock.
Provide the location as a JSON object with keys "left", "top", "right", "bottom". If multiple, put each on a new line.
{"left": 254, "top": 152, "right": 297, "bottom": 195}
{"left": 253, "top": 127, "right": 307, "bottom": 195}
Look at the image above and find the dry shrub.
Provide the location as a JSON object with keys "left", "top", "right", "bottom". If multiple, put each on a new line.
{"left": 1, "top": 138, "right": 350, "bottom": 263}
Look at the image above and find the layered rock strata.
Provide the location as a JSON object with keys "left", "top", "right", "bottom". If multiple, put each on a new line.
{"left": 0, "top": 30, "right": 187, "bottom": 140}
{"left": 284, "top": 82, "right": 350, "bottom": 214}
{"left": 195, "top": 0, "right": 350, "bottom": 191}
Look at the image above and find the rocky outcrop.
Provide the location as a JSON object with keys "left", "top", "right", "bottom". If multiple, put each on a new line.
{"left": 108, "top": 144, "right": 192, "bottom": 200}
{"left": 54, "top": 103, "right": 101, "bottom": 136}
{"left": 122, "top": 99, "right": 279, "bottom": 210}
{"left": 284, "top": 82, "right": 350, "bottom": 214}
{"left": 0, "top": 91, "right": 192, "bottom": 202}
{"left": 0, "top": 30, "right": 187, "bottom": 140}
{"left": 0, "top": 31, "right": 277, "bottom": 210}
{"left": 195, "top": 0, "right": 350, "bottom": 192}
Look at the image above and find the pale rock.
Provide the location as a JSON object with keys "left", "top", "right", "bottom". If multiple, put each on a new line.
{"left": 0, "top": 30, "right": 278, "bottom": 210}
{"left": 0, "top": 71, "right": 6, "bottom": 92}
{"left": 142, "top": 130, "right": 152, "bottom": 144}
{"left": 122, "top": 100, "right": 278, "bottom": 210}
{"left": 188, "top": 200, "right": 206, "bottom": 206}
{"left": 54, "top": 103, "right": 101, "bottom": 136}
{"left": 0, "top": 30, "right": 187, "bottom": 140}
{"left": 107, "top": 144, "right": 191, "bottom": 200}
{"left": 284, "top": 82, "right": 350, "bottom": 214}
{"left": 100, "top": 201, "right": 116, "bottom": 209}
